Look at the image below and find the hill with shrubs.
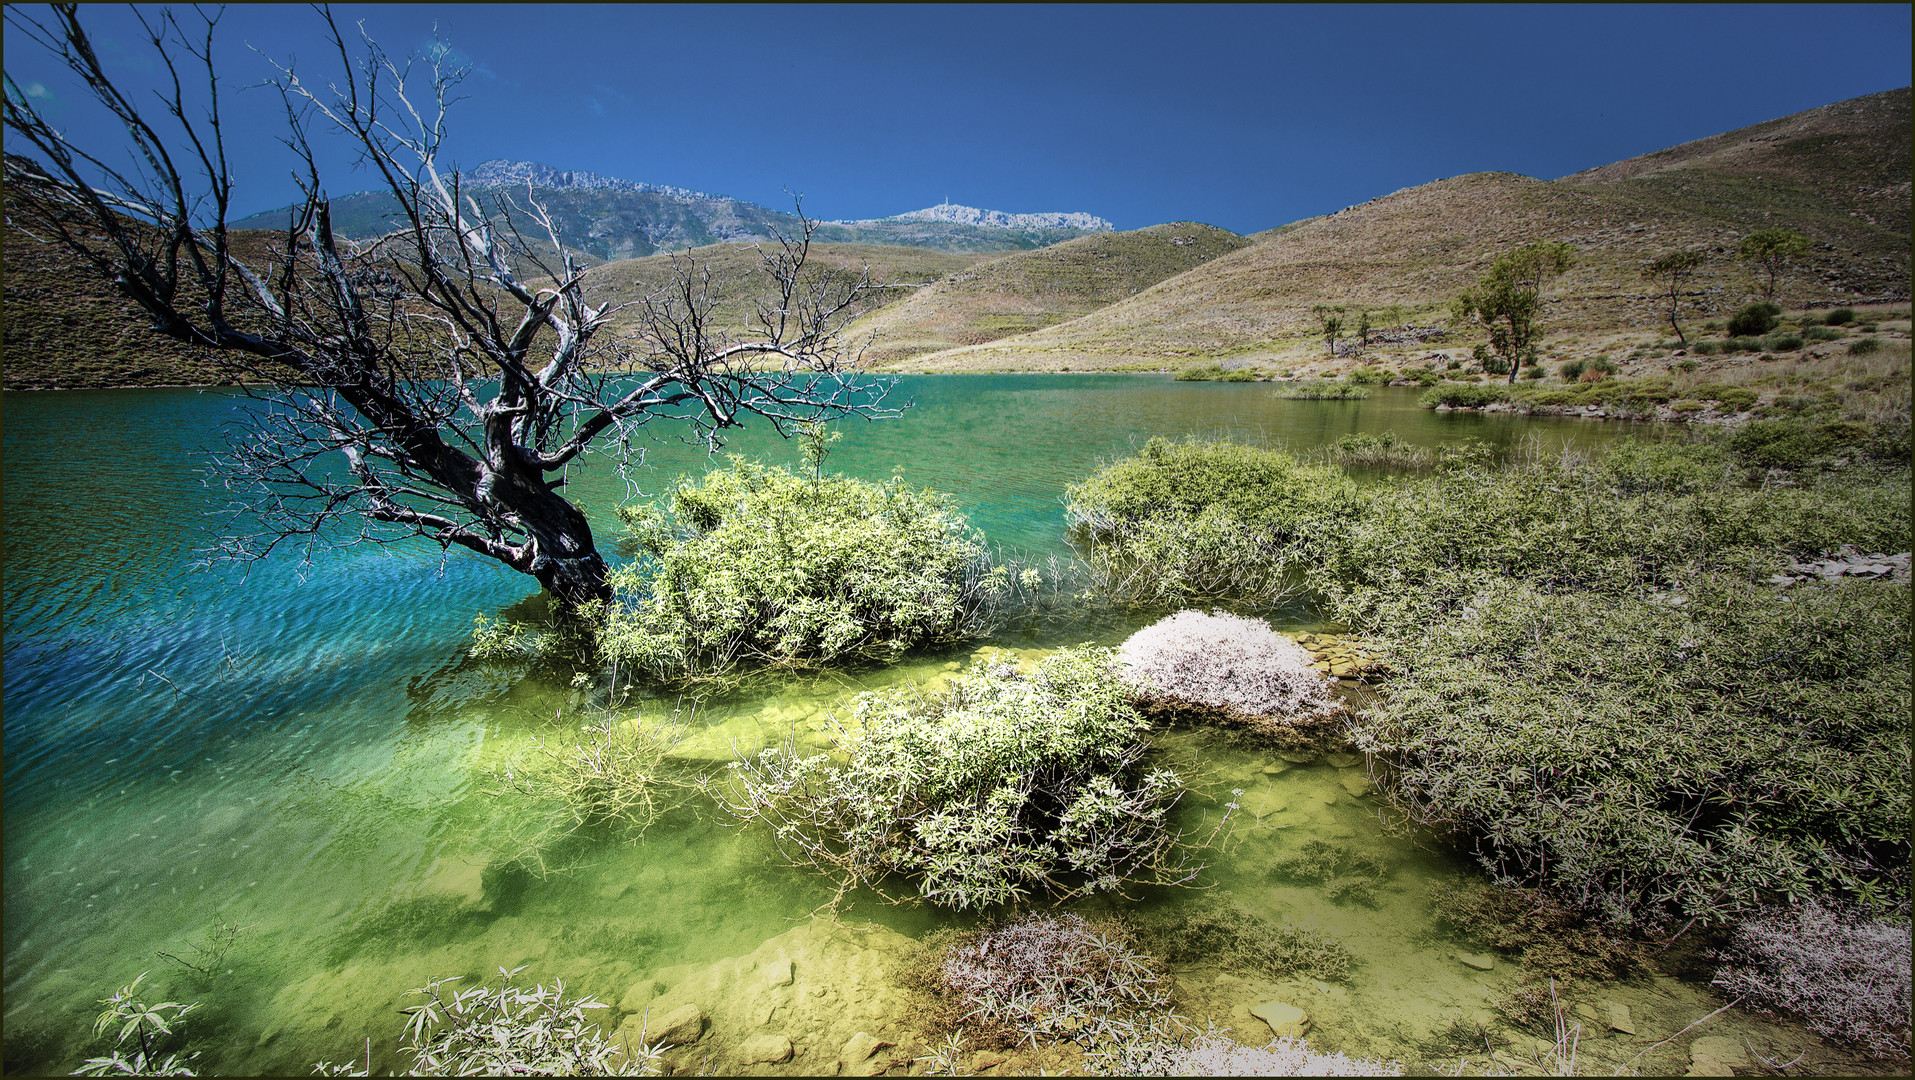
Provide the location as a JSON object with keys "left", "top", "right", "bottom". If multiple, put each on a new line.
{"left": 910, "top": 87, "right": 1909, "bottom": 371}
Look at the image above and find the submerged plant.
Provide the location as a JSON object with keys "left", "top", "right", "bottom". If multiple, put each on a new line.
{"left": 493, "top": 713, "right": 701, "bottom": 838}
{"left": 717, "top": 647, "right": 1198, "bottom": 909}
{"left": 1094, "top": 1030, "right": 1402, "bottom": 1077}
{"left": 1133, "top": 900, "right": 1354, "bottom": 982}
{"left": 73, "top": 974, "right": 199, "bottom": 1077}
{"left": 312, "top": 966, "right": 664, "bottom": 1076}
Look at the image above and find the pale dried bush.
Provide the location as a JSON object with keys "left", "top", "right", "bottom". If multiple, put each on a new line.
{"left": 1118, "top": 610, "right": 1341, "bottom": 723}
{"left": 1713, "top": 900, "right": 1911, "bottom": 1058}
{"left": 1097, "top": 1030, "right": 1402, "bottom": 1076}
{"left": 930, "top": 912, "right": 1172, "bottom": 1049}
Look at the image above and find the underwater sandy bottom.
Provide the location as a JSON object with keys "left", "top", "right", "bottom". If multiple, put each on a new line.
{"left": 3, "top": 640, "right": 1898, "bottom": 1077}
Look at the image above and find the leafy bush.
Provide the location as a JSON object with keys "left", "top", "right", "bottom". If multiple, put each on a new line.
{"left": 1174, "top": 364, "right": 1258, "bottom": 382}
{"left": 1522, "top": 364, "right": 1546, "bottom": 379}
{"left": 1347, "top": 366, "right": 1388, "bottom": 385}
{"left": 1725, "top": 335, "right": 1766, "bottom": 353}
{"left": 1850, "top": 337, "right": 1883, "bottom": 356}
{"left": 1429, "top": 880, "right": 1648, "bottom": 984}
{"left": 74, "top": 974, "right": 198, "bottom": 1077}
{"left": 314, "top": 966, "right": 660, "bottom": 1076}
{"left": 601, "top": 461, "right": 985, "bottom": 683}
{"left": 1418, "top": 383, "right": 1510, "bottom": 409}
{"left": 1064, "top": 438, "right": 1357, "bottom": 604}
{"left": 1824, "top": 308, "right": 1856, "bottom": 326}
{"left": 1803, "top": 326, "right": 1842, "bottom": 342}
{"left": 1325, "top": 430, "right": 1430, "bottom": 468}
{"left": 1117, "top": 611, "right": 1342, "bottom": 739}
{"left": 1728, "top": 301, "right": 1782, "bottom": 337}
{"left": 1271, "top": 380, "right": 1370, "bottom": 400}
{"left": 1727, "top": 417, "right": 1874, "bottom": 468}
{"left": 1688, "top": 343, "right": 1717, "bottom": 358}
{"left": 1557, "top": 357, "right": 1585, "bottom": 381}
{"left": 1350, "top": 576, "right": 1910, "bottom": 929}
{"left": 1713, "top": 901, "right": 1911, "bottom": 1058}
{"left": 1765, "top": 334, "right": 1805, "bottom": 352}
{"left": 490, "top": 715, "right": 699, "bottom": 838}
{"left": 1307, "top": 444, "right": 1911, "bottom": 634}
{"left": 717, "top": 647, "right": 1193, "bottom": 909}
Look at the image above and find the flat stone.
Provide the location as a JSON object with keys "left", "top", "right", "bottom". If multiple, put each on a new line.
{"left": 1337, "top": 771, "right": 1372, "bottom": 798}
{"left": 765, "top": 957, "right": 794, "bottom": 987}
{"left": 840, "top": 1031, "right": 892, "bottom": 1065}
{"left": 1278, "top": 750, "right": 1319, "bottom": 765}
{"left": 1250, "top": 1000, "right": 1310, "bottom": 1039}
{"left": 738, "top": 1034, "right": 793, "bottom": 1064}
{"left": 1260, "top": 761, "right": 1291, "bottom": 775}
{"left": 652, "top": 1002, "right": 706, "bottom": 1046}
{"left": 970, "top": 1051, "right": 1008, "bottom": 1071}
{"left": 1457, "top": 951, "right": 1495, "bottom": 971}
{"left": 1323, "top": 752, "right": 1360, "bottom": 768}
{"left": 1605, "top": 1001, "right": 1636, "bottom": 1035}
{"left": 1574, "top": 1003, "right": 1601, "bottom": 1023}
{"left": 1689, "top": 1036, "right": 1746, "bottom": 1067}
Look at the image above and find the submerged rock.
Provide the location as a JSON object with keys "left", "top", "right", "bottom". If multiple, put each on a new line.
{"left": 739, "top": 1033, "right": 793, "bottom": 1064}
{"left": 1457, "top": 951, "right": 1495, "bottom": 971}
{"left": 1250, "top": 999, "right": 1311, "bottom": 1039}
{"left": 1606, "top": 1000, "right": 1637, "bottom": 1035}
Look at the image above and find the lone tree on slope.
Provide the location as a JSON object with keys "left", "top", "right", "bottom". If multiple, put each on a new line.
{"left": 2, "top": 5, "right": 896, "bottom": 613}
{"left": 1738, "top": 227, "right": 1809, "bottom": 301}
{"left": 1642, "top": 249, "right": 1706, "bottom": 345}
{"left": 1452, "top": 241, "right": 1575, "bottom": 384}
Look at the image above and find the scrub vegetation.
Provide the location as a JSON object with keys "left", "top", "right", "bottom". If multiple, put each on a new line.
{"left": 716, "top": 647, "right": 1198, "bottom": 910}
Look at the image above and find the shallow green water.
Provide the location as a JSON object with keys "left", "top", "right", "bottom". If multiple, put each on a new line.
{"left": 5, "top": 377, "right": 1678, "bottom": 1074}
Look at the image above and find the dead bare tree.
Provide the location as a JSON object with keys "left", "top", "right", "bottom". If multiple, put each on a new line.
{"left": 2, "top": 4, "right": 897, "bottom": 611}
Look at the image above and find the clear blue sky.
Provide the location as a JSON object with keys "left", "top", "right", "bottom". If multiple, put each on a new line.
{"left": 6, "top": 3, "right": 1910, "bottom": 234}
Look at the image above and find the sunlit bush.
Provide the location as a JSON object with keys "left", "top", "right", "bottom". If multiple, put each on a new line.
{"left": 1351, "top": 575, "right": 1910, "bottom": 929}
{"left": 1064, "top": 438, "right": 1357, "bottom": 605}
{"left": 717, "top": 647, "right": 1194, "bottom": 910}
{"left": 601, "top": 460, "right": 986, "bottom": 684}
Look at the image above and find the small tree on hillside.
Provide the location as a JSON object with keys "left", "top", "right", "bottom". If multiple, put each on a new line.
{"left": 1313, "top": 305, "right": 1344, "bottom": 356}
{"left": 3, "top": 5, "right": 896, "bottom": 615}
{"left": 1739, "top": 228, "right": 1809, "bottom": 301}
{"left": 1642, "top": 249, "right": 1706, "bottom": 345}
{"left": 1356, "top": 309, "right": 1372, "bottom": 347}
{"left": 1451, "top": 242, "right": 1574, "bottom": 384}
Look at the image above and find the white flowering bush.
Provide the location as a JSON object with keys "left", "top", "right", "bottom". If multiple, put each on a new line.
{"left": 1118, "top": 611, "right": 1343, "bottom": 740}
{"left": 1713, "top": 900, "right": 1911, "bottom": 1058}
{"left": 718, "top": 647, "right": 1197, "bottom": 909}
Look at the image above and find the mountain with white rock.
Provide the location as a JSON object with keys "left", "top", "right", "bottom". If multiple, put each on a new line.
{"left": 234, "top": 160, "right": 1111, "bottom": 258}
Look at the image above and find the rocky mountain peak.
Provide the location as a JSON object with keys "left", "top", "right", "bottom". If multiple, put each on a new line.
{"left": 461, "top": 159, "right": 722, "bottom": 201}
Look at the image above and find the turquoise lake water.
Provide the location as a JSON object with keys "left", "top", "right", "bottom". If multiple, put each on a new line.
{"left": 5, "top": 377, "right": 1664, "bottom": 1074}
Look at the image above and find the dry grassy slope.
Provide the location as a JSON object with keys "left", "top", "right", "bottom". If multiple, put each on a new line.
{"left": 574, "top": 242, "right": 993, "bottom": 343}
{"left": 847, "top": 223, "right": 1250, "bottom": 364}
{"left": 920, "top": 88, "right": 1910, "bottom": 371}
{"left": 2, "top": 224, "right": 288, "bottom": 388}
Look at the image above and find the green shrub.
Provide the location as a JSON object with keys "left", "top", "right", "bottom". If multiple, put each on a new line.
{"left": 1766, "top": 334, "right": 1805, "bottom": 352}
{"left": 1351, "top": 576, "right": 1909, "bottom": 929}
{"left": 1522, "top": 365, "right": 1546, "bottom": 380}
{"left": 1589, "top": 356, "right": 1619, "bottom": 376}
{"left": 1726, "top": 336, "right": 1765, "bottom": 353}
{"left": 1823, "top": 308, "right": 1856, "bottom": 326}
{"left": 1849, "top": 337, "right": 1883, "bottom": 356}
{"left": 602, "top": 461, "right": 985, "bottom": 683}
{"left": 1696, "top": 385, "right": 1759, "bottom": 411}
{"left": 1728, "top": 301, "right": 1782, "bottom": 337}
{"left": 1728, "top": 418, "right": 1874, "bottom": 469}
{"left": 1173, "top": 364, "right": 1226, "bottom": 381}
{"left": 1669, "top": 399, "right": 1705, "bottom": 413}
{"left": 1272, "top": 380, "right": 1370, "bottom": 400}
{"left": 1419, "top": 384, "right": 1510, "bottom": 409}
{"left": 1803, "top": 326, "right": 1842, "bottom": 342}
{"left": 716, "top": 647, "right": 1192, "bottom": 909}
{"left": 1305, "top": 448, "right": 1911, "bottom": 635}
{"left": 1135, "top": 900, "right": 1355, "bottom": 981}
{"left": 1064, "top": 438, "right": 1358, "bottom": 604}
{"left": 1347, "top": 366, "right": 1388, "bottom": 385}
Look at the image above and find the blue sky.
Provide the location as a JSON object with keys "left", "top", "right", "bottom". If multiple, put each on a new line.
{"left": 6, "top": 3, "right": 1910, "bottom": 234}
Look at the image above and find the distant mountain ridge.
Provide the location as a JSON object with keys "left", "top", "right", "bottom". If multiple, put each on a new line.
{"left": 837, "top": 202, "right": 1113, "bottom": 232}
{"left": 232, "top": 160, "right": 1112, "bottom": 258}
{"left": 462, "top": 159, "right": 723, "bottom": 201}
